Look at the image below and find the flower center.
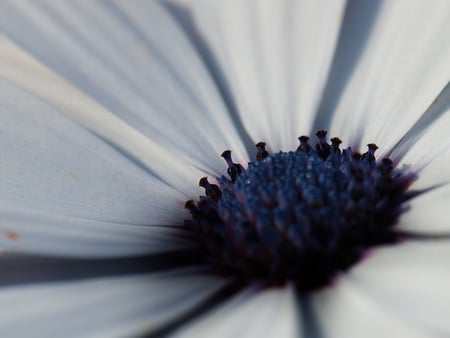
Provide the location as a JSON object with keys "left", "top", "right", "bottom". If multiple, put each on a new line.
{"left": 185, "top": 130, "right": 417, "bottom": 292}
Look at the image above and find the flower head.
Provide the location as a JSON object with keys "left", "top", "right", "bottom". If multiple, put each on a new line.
{"left": 0, "top": 0, "right": 450, "bottom": 337}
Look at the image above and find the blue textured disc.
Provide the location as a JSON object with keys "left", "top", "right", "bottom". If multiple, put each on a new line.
{"left": 185, "top": 131, "right": 417, "bottom": 291}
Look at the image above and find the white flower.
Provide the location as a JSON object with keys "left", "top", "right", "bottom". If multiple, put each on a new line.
{"left": 0, "top": 0, "right": 449, "bottom": 337}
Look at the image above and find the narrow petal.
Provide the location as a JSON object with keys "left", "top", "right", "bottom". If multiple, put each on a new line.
{"left": 0, "top": 268, "right": 228, "bottom": 338}
{"left": 389, "top": 83, "right": 450, "bottom": 164}
{"left": 0, "top": 0, "right": 248, "bottom": 173}
{"left": 0, "top": 209, "right": 188, "bottom": 258}
{"left": 189, "top": 0, "right": 346, "bottom": 151}
{"left": 349, "top": 241, "right": 450, "bottom": 335}
{"left": 312, "top": 274, "right": 430, "bottom": 338}
{"left": 393, "top": 83, "right": 450, "bottom": 190}
{"left": 328, "top": 0, "right": 450, "bottom": 152}
{"left": 172, "top": 284, "right": 300, "bottom": 338}
{"left": 381, "top": 84, "right": 450, "bottom": 233}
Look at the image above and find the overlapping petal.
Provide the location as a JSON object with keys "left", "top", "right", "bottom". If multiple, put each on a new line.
{"left": 327, "top": 0, "right": 450, "bottom": 153}
{"left": 396, "top": 184, "right": 450, "bottom": 234}
{"left": 0, "top": 0, "right": 248, "bottom": 174}
{"left": 0, "top": 79, "right": 190, "bottom": 256}
{"left": 0, "top": 268, "right": 228, "bottom": 337}
{"left": 188, "top": 0, "right": 346, "bottom": 151}
{"left": 0, "top": 35, "right": 205, "bottom": 196}
{"left": 312, "top": 275, "right": 430, "bottom": 338}
{"left": 0, "top": 0, "right": 447, "bottom": 337}
{"left": 172, "top": 284, "right": 300, "bottom": 338}
{"left": 349, "top": 242, "right": 450, "bottom": 335}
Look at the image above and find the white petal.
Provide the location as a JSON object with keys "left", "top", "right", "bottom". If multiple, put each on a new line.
{"left": 0, "top": 0, "right": 248, "bottom": 173}
{"left": 392, "top": 83, "right": 450, "bottom": 190}
{"left": 0, "top": 268, "right": 228, "bottom": 338}
{"left": 312, "top": 274, "right": 430, "bottom": 338}
{"left": 389, "top": 82, "right": 450, "bottom": 160}
{"left": 172, "top": 284, "right": 300, "bottom": 338}
{"left": 328, "top": 0, "right": 450, "bottom": 153}
{"left": 396, "top": 183, "right": 450, "bottom": 234}
{"left": 0, "top": 79, "right": 194, "bottom": 256}
{"left": 0, "top": 209, "right": 189, "bottom": 258}
{"left": 0, "top": 79, "right": 184, "bottom": 224}
{"left": 349, "top": 241, "right": 450, "bottom": 335}
{"left": 190, "top": 0, "right": 346, "bottom": 151}
{"left": 380, "top": 84, "right": 450, "bottom": 234}
{"left": 0, "top": 35, "right": 204, "bottom": 196}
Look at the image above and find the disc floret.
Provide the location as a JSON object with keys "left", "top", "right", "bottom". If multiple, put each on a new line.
{"left": 185, "top": 131, "right": 417, "bottom": 291}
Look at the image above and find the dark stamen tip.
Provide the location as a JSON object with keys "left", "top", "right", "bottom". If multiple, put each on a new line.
{"left": 199, "top": 177, "right": 222, "bottom": 201}
{"left": 298, "top": 136, "right": 309, "bottom": 142}
{"left": 316, "top": 130, "right": 328, "bottom": 139}
{"left": 221, "top": 150, "right": 232, "bottom": 159}
{"left": 315, "top": 130, "right": 330, "bottom": 159}
{"left": 221, "top": 150, "right": 244, "bottom": 181}
{"left": 367, "top": 143, "right": 379, "bottom": 151}
{"left": 256, "top": 142, "right": 266, "bottom": 149}
{"left": 256, "top": 142, "right": 269, "bottom": 161}
{"left": 331, "top": 137, "right": 342, "bottom": 145}
{"left": 297, "top": 135, "right": 312, "bottom": 153}
{"left": 199, "top": 177, "right": 209, "bottom": 187}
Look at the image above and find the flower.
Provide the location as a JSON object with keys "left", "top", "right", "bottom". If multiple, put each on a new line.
{"left": 0, "top": 0, "right": 450, "bottom": 337}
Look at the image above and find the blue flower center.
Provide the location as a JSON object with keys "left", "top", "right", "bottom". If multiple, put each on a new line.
{"left": 185, "top": 131, "right": 417, "bottom": 292}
